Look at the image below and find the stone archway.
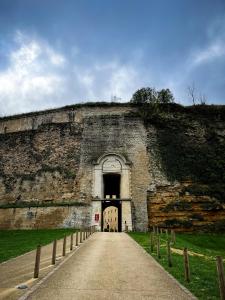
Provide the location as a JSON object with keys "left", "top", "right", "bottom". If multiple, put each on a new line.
{"left": 91, "top": 153, "right": 132, "bottom": 231}
{"left": 92, "top": 153, "right": 131, "bottom": 199}
{"left": 102, "top": 205, "right": 120, "bottom": 232}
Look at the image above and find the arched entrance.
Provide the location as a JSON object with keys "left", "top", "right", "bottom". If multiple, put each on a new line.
{"left": 92, "top": 153, "right": 132, "bottom": 231}
{"left": 102, "top": 204, "right": 121, "bottom": 232}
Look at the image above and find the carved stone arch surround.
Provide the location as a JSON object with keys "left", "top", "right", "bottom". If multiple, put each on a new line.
{"left": 93, "top": 153, "right": 131, "bottom": 199}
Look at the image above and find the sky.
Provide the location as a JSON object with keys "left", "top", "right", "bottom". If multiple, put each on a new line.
{"left": 0, "top": 0, "right": 225, "bottom": 115}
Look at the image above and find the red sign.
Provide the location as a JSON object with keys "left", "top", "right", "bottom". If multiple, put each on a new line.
{"left": 95, "top": 214, "right": 99, "bottom": 222}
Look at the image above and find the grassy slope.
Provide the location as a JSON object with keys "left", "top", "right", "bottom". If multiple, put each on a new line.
{"left": 129, "top": 232, "right": 225, "bottom": 300}
{"left": 0, "top": 229, "right": 76, "bottom": 263}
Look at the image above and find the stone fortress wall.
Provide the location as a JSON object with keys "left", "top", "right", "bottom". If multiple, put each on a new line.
{"left": 0, "top": 103, "right": 224, "bottom": 231}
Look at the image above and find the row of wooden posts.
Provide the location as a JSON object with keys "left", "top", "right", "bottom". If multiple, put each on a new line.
{"left": 34, "top": 226, "right": 96, "bottom": 279}
{"left": 150, "top": 227, "right": 177, "bottom": 272}
{"left": 150, "top": 227, "right": 225, "bottom": 300}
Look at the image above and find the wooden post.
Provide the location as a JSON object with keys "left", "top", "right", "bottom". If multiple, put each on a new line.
{"left": 75, "top": 232, "right": 78, "bottom": 246}
{"left": 70, "top": 234, "right": 73, "bottom": 251}
{"left": 83, "top": 231, "right": 86, "bottom": 241}
{"left": 166, "top": 229, "right": 168, "bottom": 239}
{"left": 52, "top": 240, "right": 57, "bottom": 265}
{"left": 157, "top": 235, "right": 161, "bottom": 259}
{"left": 80, "top": 229, "right": 82, "bottom": 243}
{"left": 34, "top": 245, "right": 41, "bottom": 278}
{"left": 156, "top": 227, "right": 159, "bottom": 235}
{"left": 216, "top": 256, "right": 225, "bottom": 300}
{"left": 150, "top": 232, "right": 154, "bottom": 253}
{"left": 167, "top": 240, "right": 172, "bottom": 267}
{"left": 171, "top": 230, "right": 176, "bottom": 244}
{"left": 183, "top": 248, "right": 190, "bottom": 282}
{"left": 62, "top": 236, "right": 66, "bottom": 256}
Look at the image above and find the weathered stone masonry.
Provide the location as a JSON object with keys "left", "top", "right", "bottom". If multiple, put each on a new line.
{"left": 0, "top": 103, "right": 224, "bottom": 231}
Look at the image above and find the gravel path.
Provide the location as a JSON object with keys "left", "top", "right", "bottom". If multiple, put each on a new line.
{"left": 0, "top": 234, "right": 78, "bottom": 300}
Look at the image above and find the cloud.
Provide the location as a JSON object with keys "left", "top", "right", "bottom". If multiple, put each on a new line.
{"left": 0, "top": 31, "right": 147, "bottom": 116}
{"left": 192, "top": 39, "right": 225, "bottom": 65}
{"left": 167, "top": 16, "right": 225, "bottom": 105}
{"left": 0, "top": 31, "right": 67, "bottom": 115}
{"left": 73, "top": 62, "right": 142, "bottom": 101}
{"left": 190, "top": 17, "right": 225, "bottom": 66}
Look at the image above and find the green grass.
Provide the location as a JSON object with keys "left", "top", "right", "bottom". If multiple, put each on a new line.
{"left": 129, "top": 232, "right": 225, "bottom": 300}
{"left": 0, "top": 229, "right": 77, "bottom": 263}
{"left": 0, "top": 201, "right": 87, "bottom": 209}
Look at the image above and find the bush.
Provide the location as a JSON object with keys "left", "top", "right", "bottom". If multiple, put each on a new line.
{"left": 162, "top": 200, "right": 192, "bottom": 212}
{"left": 183, "top": 184, "right": 225, "bottom": 203}
{"left": 130, "top": 87, "right": 174, "bottom": 104}
{"left": 163, "top": 218, "right": 193, "bottom": 228}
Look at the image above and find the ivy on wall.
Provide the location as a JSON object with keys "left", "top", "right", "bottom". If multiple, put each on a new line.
{"left": 134, "top": 103, "right": 225, "bottom": 203}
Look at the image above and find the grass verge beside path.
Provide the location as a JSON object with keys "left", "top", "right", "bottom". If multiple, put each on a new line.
{"left": 129, "top": 232, "right": 225, "bottom": 300}
{"left": 0, "top": 229, "right": 77, "bottom": 263}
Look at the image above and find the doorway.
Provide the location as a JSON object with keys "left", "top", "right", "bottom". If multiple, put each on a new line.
{"left": 103, "top": 206, "right": 118, "bottom": 232}
{"left": 103, "top": 173, "right": 120, "bottom": 199}
{"left": 101, "top": 200, "right": 122, "bottom": 232}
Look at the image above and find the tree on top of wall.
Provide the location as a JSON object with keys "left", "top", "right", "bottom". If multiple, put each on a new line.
{"left": 130, "top": 87, "right": 174, "bottom": 104}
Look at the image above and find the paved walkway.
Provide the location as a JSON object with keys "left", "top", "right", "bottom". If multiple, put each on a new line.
{"left": 0, "top": 236, "right": 74, "bottom": 300}
{"left": 25, "top": 233, "right": 195, "bottom": 300}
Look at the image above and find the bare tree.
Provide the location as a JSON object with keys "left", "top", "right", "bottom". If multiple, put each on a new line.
{"left": 111, "top": 95, "right": 122, "bottom": 102}
{"left": 187, "top": 83, "right": 197, "bottom": 105}
{"left": 199, "top": 93, "right": 207, "bottom": 105}
{"left": 187, "top": 83, "right": 207, "bottom": 105}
